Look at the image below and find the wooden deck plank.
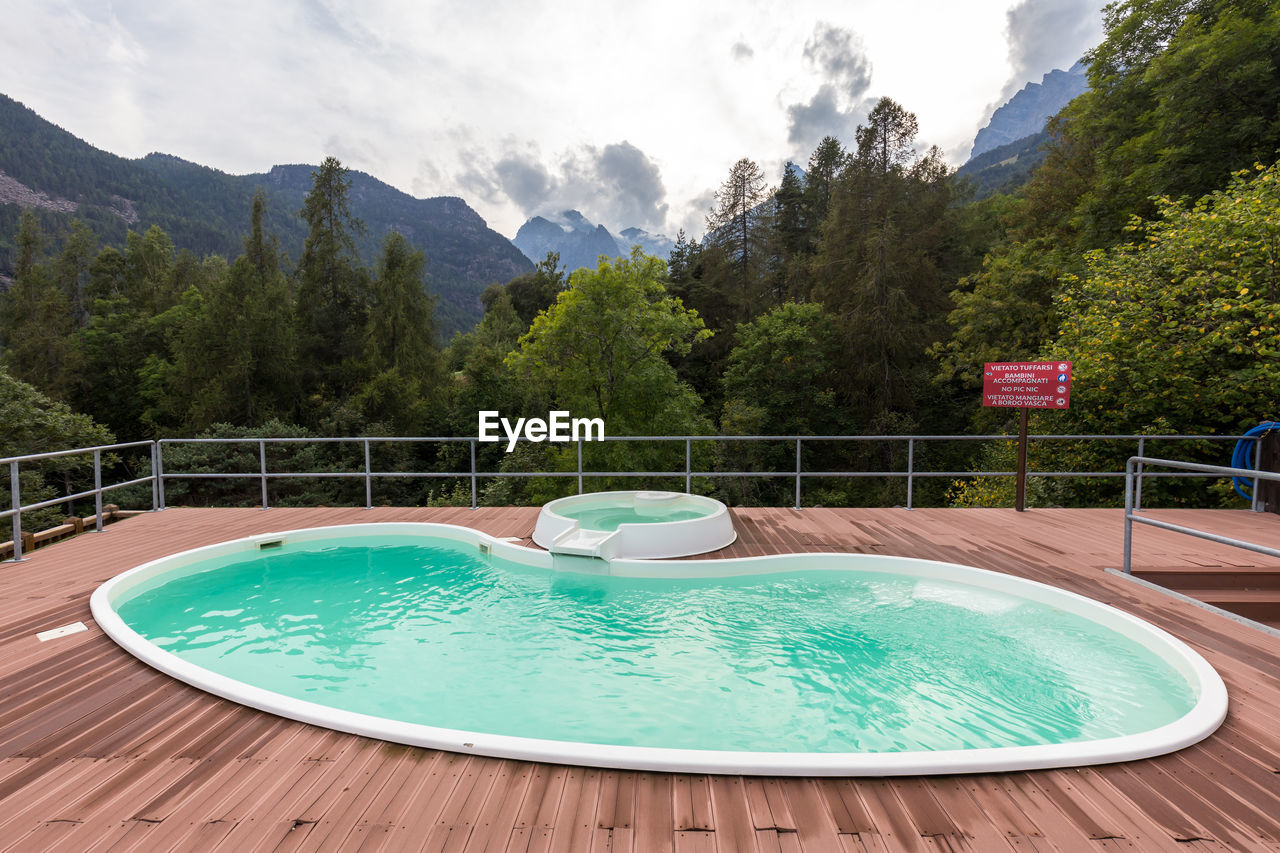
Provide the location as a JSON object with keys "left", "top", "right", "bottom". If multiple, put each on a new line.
{"left": 0, "top": 506, "right": 1278, "bottom": 851}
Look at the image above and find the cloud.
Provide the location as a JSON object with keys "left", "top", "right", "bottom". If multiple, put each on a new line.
{"left": 592, "top": 142, "right": 669, "bottom": 231}
{"left": 785, "top": 23, "right": 874, "bottom": 154}
{"left": 730, "top": 41, "right": 754, "bottom": 61}
{"left": 677, "top": 188, "right": 718, "bottom": 237}
{"left": 787, "top": 85, "right": 853, "bottom": 147}
{"left": 802, "top": 22, "right": 872, "bottom": 91}
{"left": 466, "top": 140, "right": 670, "bottom": 232}
{"left": 1003, "top": 0, "right": 1103, "bottom": 94}
{"left": 494, "top": 154, "right": 555, "bottom": 211}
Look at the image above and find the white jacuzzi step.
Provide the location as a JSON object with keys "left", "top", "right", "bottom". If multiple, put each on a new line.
{"left": 550, "top": 527, "right": 620, "bottom": 560}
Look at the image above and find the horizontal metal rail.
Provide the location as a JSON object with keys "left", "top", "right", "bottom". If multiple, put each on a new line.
{"left": 3, "top": 436, "right": 1264, "bottom": 564}
{"left": 1123, "top": 456, "right": 1280, "bottom": 574}
{"left": 154, "top": 434, "right": 1255, "bottom": 512}
{"left": 2, "top": 440, "right": 156, "bottom": 562}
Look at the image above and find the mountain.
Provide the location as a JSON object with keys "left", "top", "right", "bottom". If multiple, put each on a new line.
{"left": 0, "top": 93, "right": 531, "bottom": 337}
{"left": 616, "top": 227, "right": 674, "bottom": 260}
{"left": 512, "top": 210, "right": 625, "bottom": 273}
{"left": 969, "top": 62, "right": 1088, "bottom": 161}
{"left": 956, "top": 129, "right": 1051, "bottom": 200}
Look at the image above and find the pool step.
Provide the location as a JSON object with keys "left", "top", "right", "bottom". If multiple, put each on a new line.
{"left": 549, "top": 527, "right": 620, "bottom": 560}
{"left": 1167, "top": 588, "right": 1280, "bottom": 623}
{"left": 1132, "top": 565, "right": 1280, "bottom": 589}
{"left": 1133, "top": 566, "right": 1280, "bottom": 625}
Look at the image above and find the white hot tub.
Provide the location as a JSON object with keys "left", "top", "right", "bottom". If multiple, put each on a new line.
{"left": 531, "top": 490, "right": 736, "bottom": 559}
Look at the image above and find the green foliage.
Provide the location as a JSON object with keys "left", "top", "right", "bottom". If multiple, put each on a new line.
{"left": 508, "top": 249, "right": 712, "bottom": 434}
{"left": 814, "top": 98, "right": 953, "bottom": 416}
{"left": 934, "top": 238, "right": 1071, "bottom": 385}
{"left": 0, "top": 365, "right": 113, "bottom": 456}
{"left": 499, "top": 252, "right": 566, "bottom": 327}
{"left": 946, "top": 440, "right": 1065, "bottom": 508}
{"left": 148, "top": 191, "right": 300, "bottom": 432}
{"left": 1066, "top": 0, "right": 1280, "bottom": 244}
{"left": 954, "top": 130, "right": 1052, "bottom": 200}
{"left": 722, "top": 302, "right": 846, "bottom": 435}
{"left": 0, "top": 367, "right": 115, "bottom": 528}
{"left": 295, "top": 157, "right": 371, "bottom": 404}
{"left": 0, "top": 212, "right": 75, "bottom": 396}
{"left": 719, "top": 301, "right": 850, "bottom": 504}
{"left": 1049, "top": 163, "right": 1280, "bottom": 437}
{"left": 702, "top": 157, "right": 773, "bottom": 324}
{"left": 158, "top": 420, "right": 355, "bottom": 507}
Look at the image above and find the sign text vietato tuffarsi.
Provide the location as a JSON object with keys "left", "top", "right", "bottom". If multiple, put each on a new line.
{"left": 982, "top": 361, "right": 1072, "bottom": 409}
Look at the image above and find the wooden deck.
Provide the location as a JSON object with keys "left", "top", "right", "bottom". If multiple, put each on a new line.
{"left": 2, "top": 506, "right": 1280, "bottom": 852}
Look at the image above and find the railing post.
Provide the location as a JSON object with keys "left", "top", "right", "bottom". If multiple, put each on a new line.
{"left": 686, "top": 438, "right": 692, "bottom": 494}
{"left": 1134, "top": 437, "right": 1145, "bottom": 513}
{"left": 906, "top": 438, "right": 915, "bottom": 511}
{"left": 1253, "top": 436, "right": 1264, "bottom": 513}
{"left": 149, "top": 442, "right": 158, "bottom": 511}
{"left": 577, "top": 440, "right": 583, "bottom": 495}
{"left": 795, "top": 438, "right": 802, "bottom": 511}
{"left": 364, "top": 440, "right": 373, "bottom": 510}
{"left": 1123, "top": 458, "right": 1135, "bottom": 574}
{"left": 9, "top": 461, "right": 24, "bottom": 562}
{"left": 156, "top": 440, "right": 166, "bottom": 510}
{"left": 94, "top": 448, "right": 104, "bottom": 532}
{"left": 259, "top": 440, "right": 269, "bottom": 510}
{"left": 470, "top": 440, "right": 477, "bottom": 510}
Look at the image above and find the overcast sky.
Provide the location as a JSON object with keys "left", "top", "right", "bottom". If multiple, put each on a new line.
{"left": 2, "top": 0, "right": 1104, "bottom": 240}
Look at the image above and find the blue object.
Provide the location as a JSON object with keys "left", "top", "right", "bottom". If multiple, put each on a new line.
{"left": 1233, "top": 422, "right": 1278, "bottom": 500}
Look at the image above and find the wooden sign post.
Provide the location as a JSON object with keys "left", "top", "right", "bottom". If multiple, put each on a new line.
{"left": 982, "top": 361, "right": 1072, "bottom": 511}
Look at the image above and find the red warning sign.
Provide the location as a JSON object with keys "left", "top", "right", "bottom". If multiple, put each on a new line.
{"left": 982, "top": 361, "right": 1071, "bottom": 409}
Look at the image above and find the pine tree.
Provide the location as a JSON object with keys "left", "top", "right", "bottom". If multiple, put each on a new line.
{"left": 704, "top": 158, "right": 771, "bottom": 322}
{"left": 0, "top": 212, "right": 74, "bottom": 396}
{"left": 294, "top": 157, "right": 370, "bottom": 404}
{"left": 365, "top": 231, "right": 437, "bottom": 376}
{"left": 164, "top": 191, "right": 299, "bottom": 429}
{"left": 814, "top": 98, "right": 952, "bottom": 416}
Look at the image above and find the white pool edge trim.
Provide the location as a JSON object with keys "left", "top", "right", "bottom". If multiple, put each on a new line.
{"left": 90, "top": 521, "right": 1228, "bottom": 777}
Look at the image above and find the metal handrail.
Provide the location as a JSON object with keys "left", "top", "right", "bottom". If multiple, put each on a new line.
{"left": 2, "top": 440, "right": 157, "bottom": 562}
{"left": 1122, "top": 456, "right": 1280, "bottom": 574}
{"left": 3, "top": 435, "right": 1265, "bottom": 564}
{"left": 155, "top": 433, "right": 1257, "bottom": 512}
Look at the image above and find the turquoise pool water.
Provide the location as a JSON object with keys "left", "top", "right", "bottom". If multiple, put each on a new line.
{"left": 556, "top": 503, "right": 708, "bottom": 531}
{"left": 114, "top": 534, "right": 1197, "bottom": 754}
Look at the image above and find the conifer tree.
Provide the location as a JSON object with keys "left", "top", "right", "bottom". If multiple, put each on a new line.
{"left": 0, "top": 211, "right": 74, "bottom": 396}
{"left": 365, "top": 231, "right": 437, "bottom": 377}
{"left": 294, "top": 157, "right": 369, "bottom": 404}
{"left": 160, "top": 191, "right": 299, "bottom": 430}
{"left": 814, "top": 98, "right": 952, "bottom": 416}
{"left": 703, "top": 157, "right": 771, "bottom": 322}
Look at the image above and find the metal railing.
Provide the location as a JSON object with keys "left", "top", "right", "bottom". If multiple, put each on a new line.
{"left": 154, "top": 433, "right": 1257, "bottom": 511}
{"left": 2, "top": 441, "right": 157, "bottom": 561}
{"left": 3, "top": 434, "right": 1266, "bottom": 563}
{"left": 1122, "top": 456, "right": 1280, "bottom": 574}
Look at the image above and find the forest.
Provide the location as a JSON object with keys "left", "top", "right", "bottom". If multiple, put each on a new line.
{"left": 2, "top": 0, "right": 1278, "bottom": 513}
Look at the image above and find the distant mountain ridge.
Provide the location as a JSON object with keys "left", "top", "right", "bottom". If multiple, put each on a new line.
{"left": 969, "top": 62, "right": 1088, "bottom": 160}
{"left": 956, "top": 130, "right": 1051, "bottom": 199}
{"left": 955, "top": 62, "right": 1090, "bottom": 199}
{"left": 0, "top": 93, "right": 532, "bottom": 337}
{"left": 512, "top": 210, "right": 673, "bottom": 273}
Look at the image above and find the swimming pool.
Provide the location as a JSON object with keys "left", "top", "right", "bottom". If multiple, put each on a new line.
{"left": 91, "top": 522, "right": 1227, "bottom": 775}
{"left": 533, "top": 491, "right": 736, "bottom": 559}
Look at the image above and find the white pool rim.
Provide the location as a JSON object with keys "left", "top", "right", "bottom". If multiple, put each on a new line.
{"left": 91, "top": 521, "right": 1228, "bottom": 777}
